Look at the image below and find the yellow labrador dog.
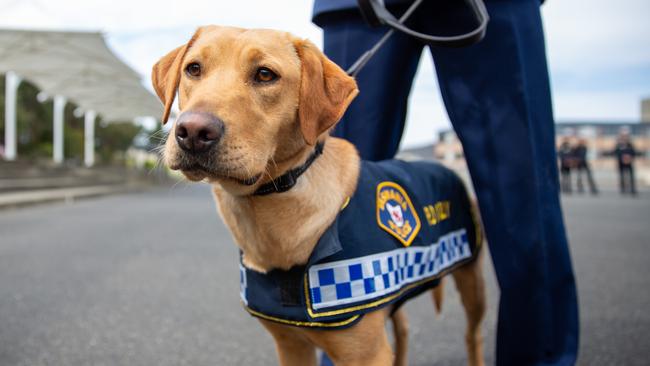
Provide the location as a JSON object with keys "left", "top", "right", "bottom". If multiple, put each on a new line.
{"left": 153, "top": 25, "right": 485, "bottom": 366}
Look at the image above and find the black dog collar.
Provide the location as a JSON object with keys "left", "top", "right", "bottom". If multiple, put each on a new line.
{"left": 253, "top": 142, "right": 325, "bottom": 196}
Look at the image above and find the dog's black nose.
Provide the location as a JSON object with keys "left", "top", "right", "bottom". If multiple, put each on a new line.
{"left": 175, "top": 111, "right": 224, "bottom": 153}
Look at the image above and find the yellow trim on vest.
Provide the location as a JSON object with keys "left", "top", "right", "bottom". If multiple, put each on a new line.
{"left": 244, "top": 304, "right": 360, "bottom": 328}
{"left": 340, "top": 196, "right": 351, "bottom": 211}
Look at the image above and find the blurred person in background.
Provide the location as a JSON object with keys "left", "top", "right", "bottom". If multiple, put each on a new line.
{"left": 312, "top": 0, "right": 579, "bottom": 365}
{"left": 573, "top": 138, "right": 598, "bottom": 195}
{"left": 558, "top": 137, "right": 574, "bottom": 194}
{"left": 614, "top": 129, "right": 637, "bottom": 196}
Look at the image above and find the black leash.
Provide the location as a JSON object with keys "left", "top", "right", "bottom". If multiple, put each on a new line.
{"left": 347, "top": 0, "right": 424, "bottom": 77}
{"left": 253, "top": 142, "right": 325, "bottom": 196}
{"left": 347, "top": 0, "right": 489, "bottom": 77}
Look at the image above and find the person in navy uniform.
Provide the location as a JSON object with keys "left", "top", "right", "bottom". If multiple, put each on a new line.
{"left": 613, "top": 129, "right": 637, "bottom": 196}
{"left": 558, "top": 137, "right": 574, "bottom": 194}
{"left": 312, "top": 0, "right": 579, "bottom": 365}
{"left": 573, "top": 138, "right": 598, "bottom": 195}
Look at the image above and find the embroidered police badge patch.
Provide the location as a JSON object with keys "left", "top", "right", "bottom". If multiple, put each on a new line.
{"left": 376, "top": 182, "right": 421, "bottom": 247}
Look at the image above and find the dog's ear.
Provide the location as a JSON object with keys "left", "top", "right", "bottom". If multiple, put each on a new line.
{"left": 293, "top": 39, "right": 359, "bottom": 145}
{"left": 151, "top": 29, "right": 201, "bottom": 124}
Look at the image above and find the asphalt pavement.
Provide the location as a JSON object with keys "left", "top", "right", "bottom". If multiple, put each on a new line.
{"left": 0, "top": 184, "right": 648, "bottom": 365}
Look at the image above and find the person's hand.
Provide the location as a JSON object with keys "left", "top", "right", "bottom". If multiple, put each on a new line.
{"left": 622, "top": 154, "right": 633, "bottom": 165}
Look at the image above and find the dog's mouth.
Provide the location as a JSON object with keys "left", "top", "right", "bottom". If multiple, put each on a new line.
{"left": 171, "top": 161, "right": 261, "bottom": 186}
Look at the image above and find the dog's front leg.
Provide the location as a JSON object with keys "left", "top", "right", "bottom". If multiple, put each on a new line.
{"left": 260, "top": 320, "right": 317, "bottom": 366}
{"left": 307, "top": 310, "right": 394, "bottom": 366}
{"left": 391, "top": 308, "right": 409, "bottom": 366}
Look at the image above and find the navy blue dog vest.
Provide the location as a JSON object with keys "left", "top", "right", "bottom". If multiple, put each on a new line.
{"left": 239, "top": 159, "right": 482, "bottom": 329}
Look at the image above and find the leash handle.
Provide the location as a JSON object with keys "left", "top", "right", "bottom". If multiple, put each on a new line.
{"left": 347, "top": 0, "right": 490, "bottom": 77}
{"left": 347, "top": 0, "right": 422, "bottom": 77}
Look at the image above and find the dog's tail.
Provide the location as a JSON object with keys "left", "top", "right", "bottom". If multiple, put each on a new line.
{"left": 432, "top": 278, "right": 445, "bottom": 314}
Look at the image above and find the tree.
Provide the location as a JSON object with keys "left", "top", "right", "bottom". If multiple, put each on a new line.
{"left": 96, "top": 121, "right": 142, "bottom": 164}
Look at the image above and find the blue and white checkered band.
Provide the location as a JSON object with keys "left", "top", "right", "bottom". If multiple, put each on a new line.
{"left": 239, "top": 263, "right": 248, "bottom": 306}
{"left": 308, "top": 228, "right": 471, "bottom": 310}
{"left": 376, "top": 182, "right": 421, "bottom": 247}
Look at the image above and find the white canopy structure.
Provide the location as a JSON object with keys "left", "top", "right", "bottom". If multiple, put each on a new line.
{"left": 0, "top": 29, "right": 162, "bottom": 166}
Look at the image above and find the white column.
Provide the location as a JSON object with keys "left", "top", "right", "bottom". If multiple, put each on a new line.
{"left": 4, "top": 71, "right": 21, "bottom": 161}
{"left": 443, "top": 131, "right": 455, "bottom": 164}
{"left": 53, "top": 95, "right": 66, "bottom": 164}
{"left": 84, "top": 110, "right": 96, "bottom": 167}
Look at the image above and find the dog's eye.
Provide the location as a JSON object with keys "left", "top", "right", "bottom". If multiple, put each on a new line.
{"left": 185, "top": 62, "right": 202, "bottom": 78}
{"left": 254, "top": 67, "right": 278, "bottom": 83}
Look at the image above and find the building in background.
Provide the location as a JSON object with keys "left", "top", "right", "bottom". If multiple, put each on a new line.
{"left": 429, "top": 121, "right": 650, "bottom": 191}
{"left": 432, "top": 99, "right": 650, "bottom": 172}
{"left": 434, "top": 122, "right": 649, "bottom": 169}
{"left": 642, "top": 98, "right": 650, "bottom": 123}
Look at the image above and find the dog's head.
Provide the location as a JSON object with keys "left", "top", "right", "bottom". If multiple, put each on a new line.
{"left": 152, "top": 26, "right": 358, "bottom": 195}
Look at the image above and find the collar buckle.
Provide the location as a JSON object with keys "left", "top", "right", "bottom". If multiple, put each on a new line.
{"left": 273, "top": 172, "right": 297, "bottom": 193}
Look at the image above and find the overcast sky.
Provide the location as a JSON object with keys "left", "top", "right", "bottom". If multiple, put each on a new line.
{"left": 1, "top": 0, "right": 648, "bottom": 148}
